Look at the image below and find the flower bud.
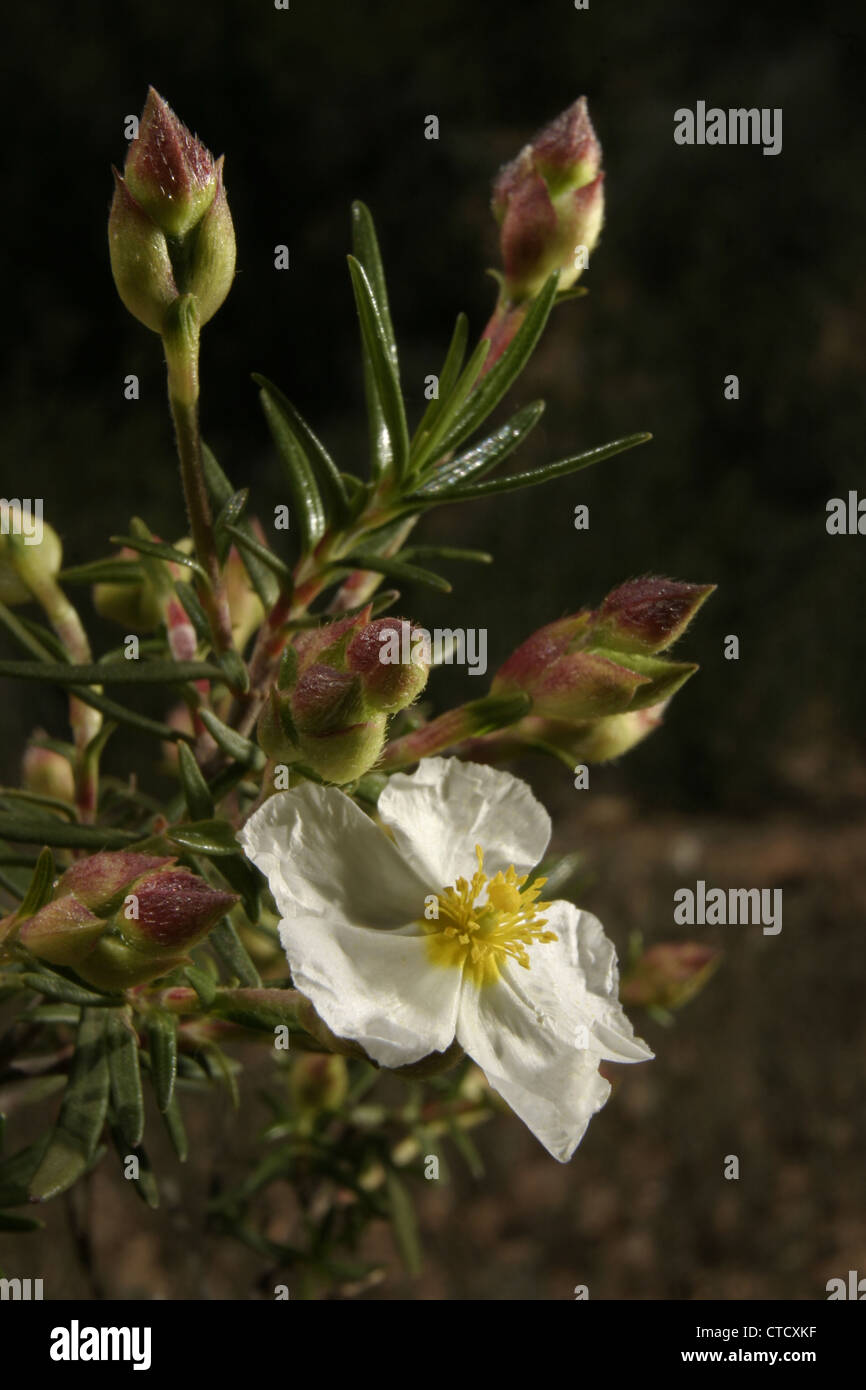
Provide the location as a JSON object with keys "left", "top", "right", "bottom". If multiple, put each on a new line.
{"left": 491, "top": 577, "right": 712, "bottom": 723}
{"left": 92, "top": 546, "right": 167, "bottom": 630}
{"left": 492, "top": 97, "right": 604, "bottom": 301}
{"left": 21, "top": 743, "right": 76, "bottom": 804}
{"left": 17, "top": 894, "right": 106, "bottom": 968}
{"left": 54, "top": 850, "right": 174, "bottom": 912}
{"left": 492, "top": 616, "right": 648, "bottom": 720}
{"left": 109, "top": 88, "right": 236, "bottom": 334}
{"left": 541, "top": 703, "right": 668, "bottom": 763}
{"left": 111, "top": 868, "right": 236, "bottom": 953}
{"left": 591, "top": 578, "right": 715, "bottom": 656}
{"left": 259, "top": 611, "right": 430, "bottom": 784}
{"left": 345, "top": 618, "right": 430, "bottom": 713}
{"left": 108, "top": 171, "right": 179, "bottom": 334}
{"left": 16, "top": 851, "right": 236, "bottom": 990}
{"left": 621, "top": 943, "right": 720, "bottom": 1011}
{"left": 0, "top": 510, "right": 63, "bottom": 605}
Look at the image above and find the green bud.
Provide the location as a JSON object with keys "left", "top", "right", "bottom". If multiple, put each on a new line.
{"left": 109, "top": 88, "right": 236, "bottom": 335}
{"left": 21, "top": 743, "right": 76, "bottom": 804}
{"left": 0, "top": 509, "right": 62, "bottom": 605}
{"left": 17, "top": 894, "right": 106, "bottom": 967}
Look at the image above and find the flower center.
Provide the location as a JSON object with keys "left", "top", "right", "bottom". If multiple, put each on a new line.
{"left": 424, "top": 845, "right": 557, "bottom": 986}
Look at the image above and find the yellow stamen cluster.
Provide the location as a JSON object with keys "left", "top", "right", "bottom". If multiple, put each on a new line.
{"left": 425, "top": 845, "right": 557, "bottom": 986}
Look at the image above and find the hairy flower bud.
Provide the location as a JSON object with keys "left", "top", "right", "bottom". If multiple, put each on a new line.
{"left": 109, "top": 88, "right": 236, "bottom": 334}
{"left": 13, "top": 850, "right": 236, "bottom": 990}
{"left": 491, "top": 577, "right": 712, "bottom": 723}
{"left": 493, "top": 97, "right": 605, "bottom": 301}
{"left": 258, "top": 612, "right": 428, "bottom": 784}
{"left": 591, "top": 578, "right": 715, "bottom": 655}
{"left": 346, "top": 618, "right": 430, "bottom": 713}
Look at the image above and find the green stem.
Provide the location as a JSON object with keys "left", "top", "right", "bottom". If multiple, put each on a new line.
{"left": 24, "top": 571, "right": 102, "bottom": 821}
{"left": 163, "top": 296, "right": 236, "bottom": 667}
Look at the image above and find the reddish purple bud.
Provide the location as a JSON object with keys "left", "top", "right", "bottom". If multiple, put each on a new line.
{"left": 346, "top": 617, "right": 430, "bottom": 713}
{"left": 291, "top": 606, "right": 373, "bottom": 676}
{"left": 491, "top": 97, "right": 605, "bottom": 301}
{"left": 530, "top": 97, "right": 602, "bottom": 192}
{"left": 55, "top": 852, "right": 175, "bottom": 911}
{"left": 119, "top": 869, "right": 236, "bottom": 951}
{"left": 125, "top": 88, "right": 218, "bottom": 238}
{"left": 594, "top": 578, "right": 716, "bottom": 655}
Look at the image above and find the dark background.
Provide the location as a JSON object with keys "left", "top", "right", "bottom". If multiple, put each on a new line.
{"left": 1, "top": 0, "right": 864, "bottom": 1299}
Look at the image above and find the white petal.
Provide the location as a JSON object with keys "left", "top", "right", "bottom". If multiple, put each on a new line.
{"left": 378, "top": 757, "right": 551, "bottom": 888}
{"left": 281, "top": 916, "right": 461, "bottom": 1068}
{"left": 240, "top": 784, "right": 431, "bottom": 929}
{"left": 515, "top": 901, "right": 654, "bottom": 1063}
{"left": 456, "top": 980, "right": 612, "bottom": 1162}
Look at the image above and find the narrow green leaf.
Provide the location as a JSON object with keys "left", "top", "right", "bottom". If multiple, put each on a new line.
{"left": 174, "top": 580, "right": 212, "bottom": 645}
{"left": 185, "top": 964, "right": 217, "bottom": 1008}
{"left": 258, "top": 390, "right": 327, "bottom": 555}
{"left": 412, "top": 401, "right": 545, "bottom": 496}
{"left": 222, "top": 523, "right": 293, "bottom": 589}
{"left": 167, "top": 818, "right": 240, "bottom": 858}
{"left": 177, "top": 744, "right": 215, "bottom": 820}
{"left": 401, "top": 546, "right": 492, "bottom": 565}
{"left": 58, "top": 558, "right": 147, "bottom": 585}
{"left": 351, "top": 202, "right": 398, "bottom": 482}
{"left": 29, "top": 1008, "right": 110, "bottom": 1200}
{"left": 0, "top": 659, "right": 224, "bottom": 685}
{"left": 0, "top": 787, "right": 77, "bottom": 822}
{"left": 386, "top": 1169, "right": 422, "bottom": 1276}
{"left": 347, "top": 255, "right": 409, "bottom": 481}
{"left": 110, "top": 534, "right": 208, "bottom": 585}
{"left": 70, "top": 685, "right": 197, "bottom": 744}
{"left": 160, "top": 1092, "right": 188, "bottom": 1162}
{"left": 19, "top": 973, "right": 123, "bottom": 1006}
{"left": 0, "top": 601, "right": 61, "bottom": 661}
{"left": 147, "top": 1009, "right": 178, "bottom": 1113}
{"left": 416, "top": 432, "right": 652, "bottom": 505}
{"left": 200, "top": 1044, "right": 240, "bottom": 1109}
{"left": 410, "top": 335, "right": 491, "bottom": 473}
{"left": 105, "top": 1008, "right": 145, "bottom": 1149}
{"left": 108, "top": 1127, "right": 159, "bottom": 1209}
{"left": 198, "top": 708, "right": 264, "bottom": 767}
{"left": 337, "top": 552, "right": 451, "bottom": 593}
{"left": 0, "top": 816, "right": 138, "bottom": 849}
{"left": 411, "top": 313, "right": 469, "bottom": 447}
{"left": 16, "top": 846, "right": 56, "bottom": 918}
{"left": 211, "top": 918, "right": 262, "bottom": 988}
{"left": 212, "top": 854, "right": 262, "bottom": 923}
{"left": 0, "top": 1210, "right": 44, "bottom": 1231}
{"left": 437, "top": 272, "right": 560, "bottom": 456}
{"left": 351, "top": 202, "right": 399, "bottom": 365}
{"left": 253, "top": 375, "right": 350, "bottom": 523}
{"left": 214, "top": 488, "right": 250, "bottom": 562}
{"left": 201, "top": 443, "right": 280, "bottom": 608}
{"left": 0, "top": 1135, "right": 51, "bottom": 1208}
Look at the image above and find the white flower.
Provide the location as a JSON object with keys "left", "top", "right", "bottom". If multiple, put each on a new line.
{"left": 240, "top": 757, "right": 652, "bottom": 1162}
